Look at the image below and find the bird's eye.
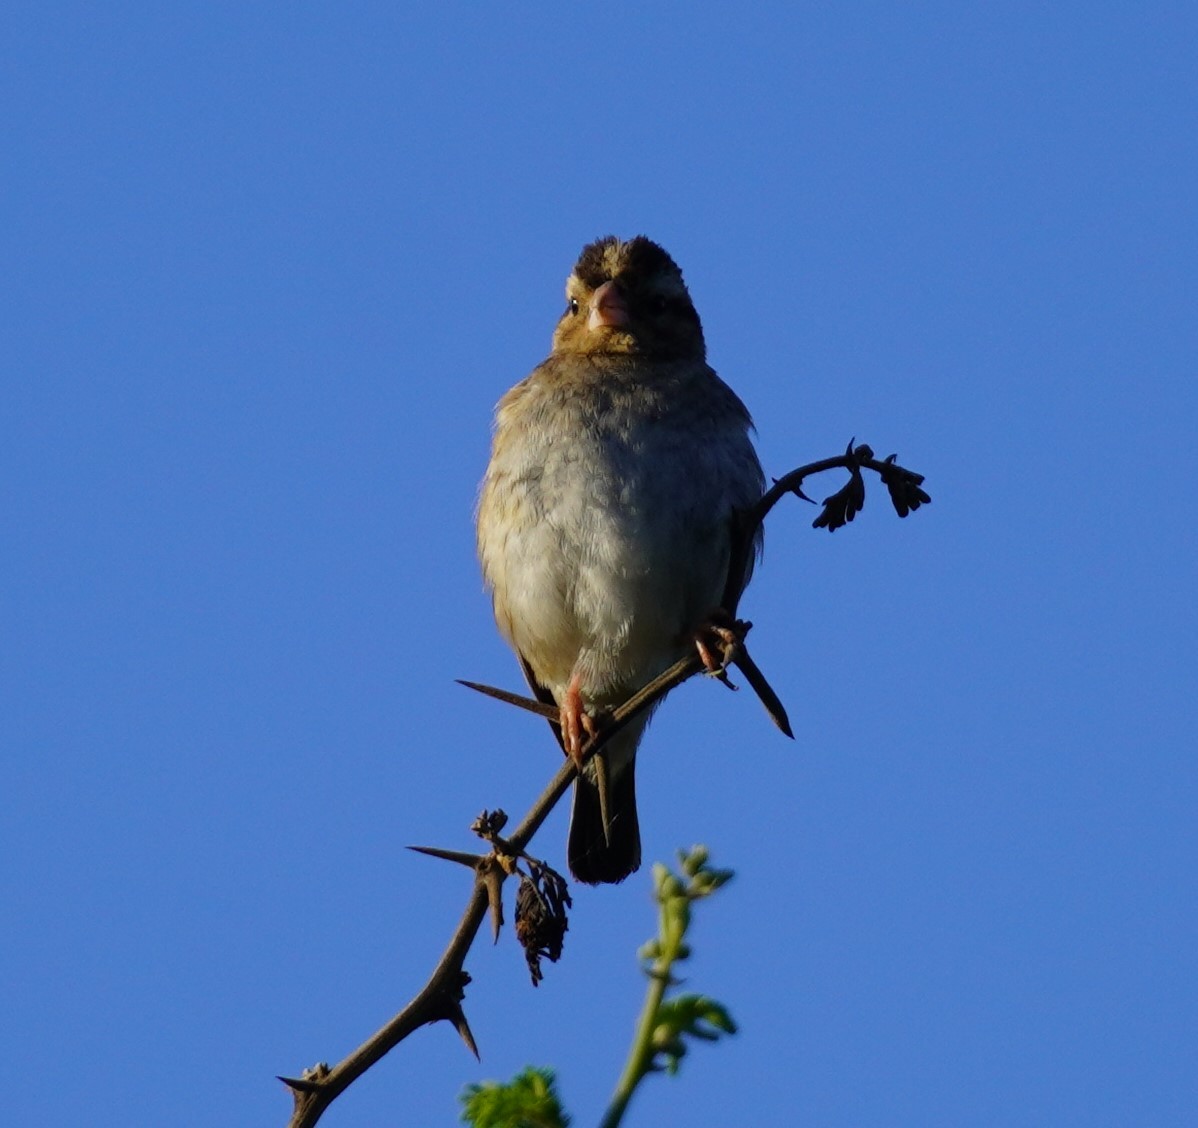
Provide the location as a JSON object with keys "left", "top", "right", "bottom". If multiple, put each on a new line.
{"left": 567, "top": 298, "right": 580, "bottom": 316}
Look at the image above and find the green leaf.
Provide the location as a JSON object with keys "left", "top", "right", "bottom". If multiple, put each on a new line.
{"left": 651, "top": 994, "right": 738, "bottom": 1074}
{"left": 460, "top": 1066, "right": 570, "bottom": 1128}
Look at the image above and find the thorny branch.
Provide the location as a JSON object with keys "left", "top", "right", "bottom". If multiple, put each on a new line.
{"left": 280, "top": 441, "right": 929, "bottom": 1128}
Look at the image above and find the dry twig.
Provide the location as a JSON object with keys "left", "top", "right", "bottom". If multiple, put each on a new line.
{"left": 280, "top": 441, "right": 929, "bottom": 1127}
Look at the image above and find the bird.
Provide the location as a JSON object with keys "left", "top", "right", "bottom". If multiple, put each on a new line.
{"left": 476, "top": 235, "right": 764, "bottom": 884}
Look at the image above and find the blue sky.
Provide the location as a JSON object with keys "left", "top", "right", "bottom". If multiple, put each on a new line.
{"left": 4, "top": 4, "right": 1196, "bottom": 1126}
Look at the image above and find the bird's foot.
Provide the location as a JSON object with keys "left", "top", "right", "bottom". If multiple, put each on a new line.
{"left": 691, "top": 611, "right": 751, "bottom": 688}
{"left": 560, "top": 676, "right": 598, "bottom": 767}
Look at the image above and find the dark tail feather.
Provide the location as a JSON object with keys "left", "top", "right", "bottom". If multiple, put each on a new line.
{"left": 568, "top": 758, "right": 641, "bottom": 885}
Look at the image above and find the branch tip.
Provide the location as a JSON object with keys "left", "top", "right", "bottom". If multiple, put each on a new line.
{"left": 471, "top": 809, "right": 509, "bottom": 840}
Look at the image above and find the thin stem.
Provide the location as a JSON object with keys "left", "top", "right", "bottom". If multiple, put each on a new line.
{"left": 599, "top": 957, "right": 672, "bottom": 1128}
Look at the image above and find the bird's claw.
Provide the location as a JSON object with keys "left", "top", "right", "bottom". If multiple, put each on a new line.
{"left": 560, "top": 678, "right": 597, "bottom": 766}
{"left": 694, "top": 613, "right": 747, "bottom": 684}
{"left": 691, "top": 612, "right": 751, "bottom": 683}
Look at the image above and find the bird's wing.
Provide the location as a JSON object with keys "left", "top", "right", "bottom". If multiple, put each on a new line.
{"left": 518, "top": 652, "right": 565, "bottom": 752}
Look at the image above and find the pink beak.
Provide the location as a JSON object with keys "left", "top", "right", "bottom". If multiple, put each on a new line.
{"left": 587, "top": 281, "right": 630, "bottom": 330}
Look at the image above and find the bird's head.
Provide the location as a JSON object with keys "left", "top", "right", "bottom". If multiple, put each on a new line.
{"left": 551, "top": 236, "right": 706, "bottom": 362}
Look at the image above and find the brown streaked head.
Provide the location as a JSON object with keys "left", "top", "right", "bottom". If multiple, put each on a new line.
{"left": 551, "top": 236, "right": 705, "bottom": 361}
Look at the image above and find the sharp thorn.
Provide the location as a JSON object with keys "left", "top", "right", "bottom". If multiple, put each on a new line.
{"left": 449, "top": 1003, "right": 480, "bottom": 1060}
{"left": 483, "top": 869, "right": 505, "bottom": 943}
{"left": 456, "top": 680, "right": 559, "bottom": 720}
{"left": 733, "top": 648, "right": 794, "bottom": 739}
{"left": 593, "top": 749, "right": 613, "bottom": 848}
{"left": 277, "top": 1074, "right": 323, "bottom": 1094}
{"left": 408, "top": 845, "right": 484, "bottom": 868}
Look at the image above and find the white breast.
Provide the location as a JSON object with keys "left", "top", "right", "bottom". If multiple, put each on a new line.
{"left": 478, "top": 361, "right": 761, "bottom": 707}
